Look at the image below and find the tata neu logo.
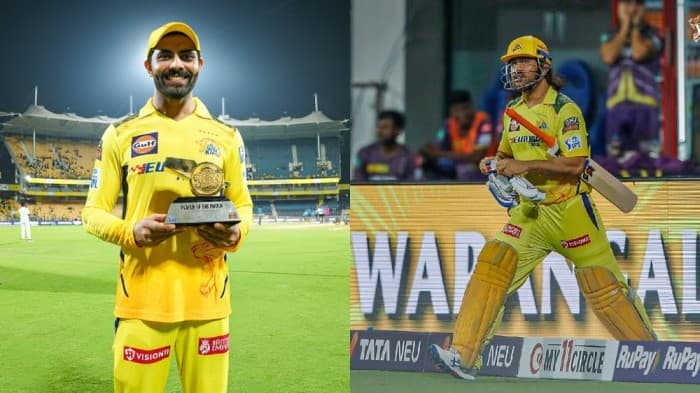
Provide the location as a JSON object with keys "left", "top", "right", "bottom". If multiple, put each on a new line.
{"left": 123, "top": 345, "right": 171, "bottom": 364}
{"left": 561, "top": 234, "right": 591, "bottom": 249}
{"left": 131, "top": 132, "right": 158, "bottom": 157}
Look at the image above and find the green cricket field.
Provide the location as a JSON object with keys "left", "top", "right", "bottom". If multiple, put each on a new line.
{"left": 0, "top": 222, "right": 349, "bottom": 393}
{"left": 350, "top": 371, "right": 700, "bottom": 392}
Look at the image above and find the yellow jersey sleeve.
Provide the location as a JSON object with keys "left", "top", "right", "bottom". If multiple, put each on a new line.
{"left": 222, "top": 130, "right": 253, "bottom": 252}
{"left": 82, "top": 125, "right": 138, "bottom": 248}
{"left": 498, "top": 114, "right": 514, "bottom": 156}
{"left": 556, "top": 103, "right": 589, "bottom": 158}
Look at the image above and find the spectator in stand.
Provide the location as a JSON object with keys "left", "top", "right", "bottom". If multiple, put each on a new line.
{"left": 420, "top": 90, "right": 496, "bottom": 181}
{"left": 598, "top": 0, "right": 691, "bottom": 177}
{"left": 353, "top": 110, "right": 417, "bottom": 182}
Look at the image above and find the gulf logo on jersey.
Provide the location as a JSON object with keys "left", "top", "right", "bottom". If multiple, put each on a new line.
{"left": 131, "top": 132, "right": 158, "bottom": 157}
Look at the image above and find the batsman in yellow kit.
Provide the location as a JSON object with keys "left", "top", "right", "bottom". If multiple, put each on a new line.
{"left": 431, "top": 35, "right": 656, "bottom": 380}
{"left": 82, "top": 21, "right": 252, "bottom": 392}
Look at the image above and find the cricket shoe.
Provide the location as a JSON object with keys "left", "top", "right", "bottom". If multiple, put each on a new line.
{"left": 429, "top": 344, "right": 476, "bottom": 380}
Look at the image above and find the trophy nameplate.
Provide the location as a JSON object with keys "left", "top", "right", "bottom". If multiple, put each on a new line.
{"left": 165, "top": 160, "right": 241, "bottom": 225}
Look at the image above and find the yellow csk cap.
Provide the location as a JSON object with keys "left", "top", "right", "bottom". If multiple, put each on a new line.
{"left": 145, "top": 21, "right": 201, "bottom": 59}
{"left": 500, "top": 35, "right": 551, "bottom": 64}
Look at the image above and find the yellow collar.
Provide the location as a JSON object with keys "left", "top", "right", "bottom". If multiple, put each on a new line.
{"left": 139, "top": 97, "right": 212, "bottom": 119}
{"left": 542, "top": 85, "right": 558, "bottom": 105}
{"left": 517, "top": 85, "right": 558, "bottom": 108}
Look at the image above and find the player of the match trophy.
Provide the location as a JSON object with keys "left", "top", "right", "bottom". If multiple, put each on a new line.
{"left": 164, "top": 158, "right": 241, "bottom": 225}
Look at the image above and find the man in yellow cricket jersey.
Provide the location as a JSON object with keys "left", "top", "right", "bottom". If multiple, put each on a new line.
{"left": 430, "top": 35, "right": 655, "bottom": 380}
{"left": 82, "top": 21, "right": 252, "bottom": 392}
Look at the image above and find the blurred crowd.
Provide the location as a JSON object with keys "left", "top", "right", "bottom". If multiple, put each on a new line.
{"left": 0, "top": 199, "right": 83, "bottom": 222}
{"left": 5, "top": 135, "right": 95, "bottom": 179}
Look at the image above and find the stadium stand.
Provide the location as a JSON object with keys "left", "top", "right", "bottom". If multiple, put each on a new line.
{"left": 0, "top": 104, "right": 348, "bottom": 223}
{"left": 0, "top": 198, "right": 18, "bottom": 220}
{"left": 275, "top": 200, "right": 318, "bottom": 216}
{"left": 245, "top": 137, "right": 340, "bottom": 179}
{"left": 3, "top": 134, "right": 96, "bottom": 179}
{"left": 29, "top": 201, "right": 83, "bottom": 222}
{"left": 0, "top": 198, "right": 122, "bottom": 222}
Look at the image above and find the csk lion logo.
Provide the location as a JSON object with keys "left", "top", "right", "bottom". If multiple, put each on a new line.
{"left": 191, "top": 241, "right": 224, "bottom": 296}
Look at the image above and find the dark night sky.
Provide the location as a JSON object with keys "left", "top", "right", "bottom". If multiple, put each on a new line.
{"left": 0, "top": 0, "right": 350, "bottom": 120}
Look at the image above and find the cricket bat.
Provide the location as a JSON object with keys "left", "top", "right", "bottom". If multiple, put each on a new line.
{"left": 504, "top": 107, "right": 637, "bottom": 213}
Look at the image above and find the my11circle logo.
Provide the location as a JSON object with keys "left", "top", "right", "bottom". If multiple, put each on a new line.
{"left": 530, "top": 340, "right": 575, "bottom": 374}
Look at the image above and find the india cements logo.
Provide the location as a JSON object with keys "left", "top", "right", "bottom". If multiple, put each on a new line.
{"left": 198, "top": 334, "right": 230, "bottom": 355}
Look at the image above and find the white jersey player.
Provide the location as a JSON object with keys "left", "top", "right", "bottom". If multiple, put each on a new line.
{"left": 18, "top": 202, "right": 31, "bottom": 241}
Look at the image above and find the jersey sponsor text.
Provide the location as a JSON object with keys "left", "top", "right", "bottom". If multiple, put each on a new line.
{"left": 123, "top": 345, "right": 171, "bottom": 364}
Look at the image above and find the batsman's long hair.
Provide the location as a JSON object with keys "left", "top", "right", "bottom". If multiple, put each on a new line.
{"left": 546, "top": 70, "right": 566, "bottom": 91}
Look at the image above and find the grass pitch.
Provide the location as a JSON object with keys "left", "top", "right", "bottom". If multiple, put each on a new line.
{"left": 351, "top": 371, "right": 700, "bottom": 393}
{"left": 0, "top": 222, "right": 349, "bottom": 393}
